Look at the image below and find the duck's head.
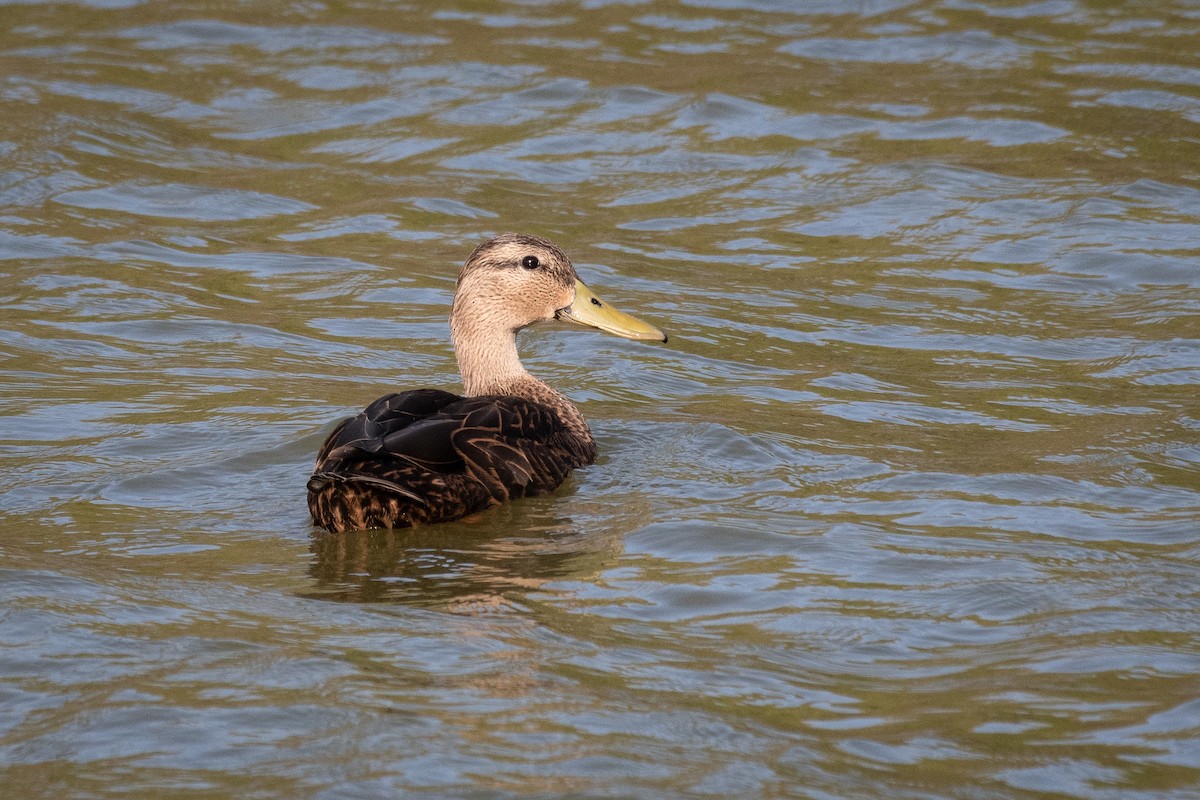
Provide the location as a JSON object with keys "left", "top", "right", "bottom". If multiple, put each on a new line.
{"left": 452, "top": 233, "right": 667, "bottom": 342}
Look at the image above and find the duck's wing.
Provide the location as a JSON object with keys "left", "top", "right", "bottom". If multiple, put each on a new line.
{"left": 312, "top": 392, "right": 592, "bottom": 507}
{"left": 447, "top": 397, "right": 593, "bottom": 503}
{"left": 315, "top": 388, "right": 464, "bottom": 467}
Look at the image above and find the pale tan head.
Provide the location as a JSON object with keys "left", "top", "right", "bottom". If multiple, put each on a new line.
{"left": 449, "top": 233, "right": 666, "bottom": 398}
{"left": 452, "top": 233, "right": 578, "bottom": 334}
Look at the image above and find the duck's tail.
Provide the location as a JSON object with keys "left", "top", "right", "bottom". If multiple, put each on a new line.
{"left": 307, "top": 472, "right": 427, "bottom": 533}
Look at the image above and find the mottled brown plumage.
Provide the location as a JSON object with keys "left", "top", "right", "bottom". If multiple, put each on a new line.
{"left": 308, "top": 234, "right": 666, "bottom": 533}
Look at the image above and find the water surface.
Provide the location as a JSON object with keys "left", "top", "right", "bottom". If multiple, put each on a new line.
{"left": 2, "top": 1, "right": 1198, "bottom": 798}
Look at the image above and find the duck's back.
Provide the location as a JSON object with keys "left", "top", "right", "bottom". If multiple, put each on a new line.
{"left": 307, "top": 388, "right": 596, "bottom": 532}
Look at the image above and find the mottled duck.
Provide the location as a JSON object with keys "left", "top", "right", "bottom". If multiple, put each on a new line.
{"left": 307, "top": 233, "right": 667, "bottom": 533}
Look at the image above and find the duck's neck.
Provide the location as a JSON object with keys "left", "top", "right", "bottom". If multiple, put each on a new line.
{"left": 449, "top": 307, "right": 592, "bottom": 441}
{"left": 450, "top": 306, "right": 528, "bottom": 397}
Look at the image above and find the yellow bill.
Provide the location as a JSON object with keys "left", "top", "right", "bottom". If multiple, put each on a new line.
{"left": 557, "top": 279, "right": 667, "bottom": 342}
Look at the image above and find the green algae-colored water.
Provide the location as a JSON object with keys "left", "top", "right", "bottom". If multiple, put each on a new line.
{"left": 2, "top": 2, "right": 1198, "bottom": 797}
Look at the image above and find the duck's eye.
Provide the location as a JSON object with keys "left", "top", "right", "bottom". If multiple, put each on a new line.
{"left": 521, "top": 255, "right": 540, "bottom": 270}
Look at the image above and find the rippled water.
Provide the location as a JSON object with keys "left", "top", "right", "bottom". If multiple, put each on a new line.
{"left": 2, "top": 1, "right": 1199, "bottom": 797}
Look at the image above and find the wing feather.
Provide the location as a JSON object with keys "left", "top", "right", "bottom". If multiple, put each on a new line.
{"left": 309, "top": 389, "right": 593, "bottom": 530}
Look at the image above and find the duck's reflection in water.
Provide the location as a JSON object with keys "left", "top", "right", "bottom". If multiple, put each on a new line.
{"left": 303, "top": 504, "right": 621, "bottom": 609}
